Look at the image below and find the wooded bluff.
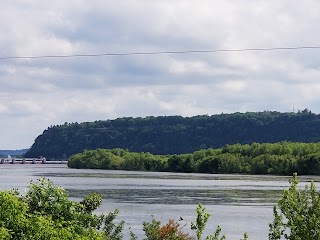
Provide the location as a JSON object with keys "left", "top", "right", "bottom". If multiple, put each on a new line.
{"left": 25, "top": 110, "right": 320, "bottom": 159}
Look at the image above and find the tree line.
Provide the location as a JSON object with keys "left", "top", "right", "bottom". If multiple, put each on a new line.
{"left": 25, "top": 110, "right": 320, "bottom": 159}
{"left": 68, "top": 141, "right": 320, "bottom": 175}
{"left": 0, "top": 149, "right": 28, "bottom": 157}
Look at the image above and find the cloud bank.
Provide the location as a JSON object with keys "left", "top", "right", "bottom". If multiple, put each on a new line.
{"left": 1, "top": 1, "right": 320, "bottom": 149}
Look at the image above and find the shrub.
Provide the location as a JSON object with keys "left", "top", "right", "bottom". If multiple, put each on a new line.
{"left": 269, "top": 173, "right": 320, "bottom": 240}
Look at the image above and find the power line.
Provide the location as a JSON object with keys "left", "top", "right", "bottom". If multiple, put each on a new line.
{"left": 0, "top": 46, "right": 319, "bottom": 60}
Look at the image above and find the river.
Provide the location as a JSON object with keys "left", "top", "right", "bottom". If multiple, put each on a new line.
{"left": 1, "top": 164, "right": 319, "bottom": 239}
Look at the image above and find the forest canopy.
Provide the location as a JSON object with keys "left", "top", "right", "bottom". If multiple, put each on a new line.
{"left": 25, "top": 110, "right": 320, "bottom": 159}
{"left": 68, "top": 141, "right": 320, "bottom": 175}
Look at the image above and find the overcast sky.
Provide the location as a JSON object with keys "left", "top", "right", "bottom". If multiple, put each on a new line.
{"left": 1, "top": 1, "right": 320, "bottom": 149}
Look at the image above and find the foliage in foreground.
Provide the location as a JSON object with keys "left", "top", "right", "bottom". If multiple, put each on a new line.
{"left": 0, "top": 178, "right": 247, "bottom": 240}
{"left": 1, "top": 175, "right": 320, "bottom": 239}
{"left": 0, "top": 178, "right": 122, "bottom": 240}
{"left": 141, "top": 203, "right": 248, "bottom": 240}
{"left": 269, "top": 173, "right": 320, "bottom": 239}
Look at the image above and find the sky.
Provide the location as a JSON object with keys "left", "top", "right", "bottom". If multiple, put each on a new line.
{"left": 1, "top": 1, "right": 320, "bottom": 149}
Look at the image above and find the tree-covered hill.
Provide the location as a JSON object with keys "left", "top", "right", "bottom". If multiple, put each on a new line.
{"left": 24, "top": 110, "right": 320, "bottom": 159}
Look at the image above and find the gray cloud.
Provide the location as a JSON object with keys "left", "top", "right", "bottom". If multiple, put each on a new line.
{"left": 1, "top": 0, "right": 320, "bottom": 148}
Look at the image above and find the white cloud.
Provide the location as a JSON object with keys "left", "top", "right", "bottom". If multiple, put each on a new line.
{"left": 1, "top": 0, "right": 320, "bottom": 148}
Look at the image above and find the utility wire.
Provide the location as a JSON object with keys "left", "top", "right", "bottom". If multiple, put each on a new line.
{"left": 0, "top": 46, "right": 319, "bottom": 60}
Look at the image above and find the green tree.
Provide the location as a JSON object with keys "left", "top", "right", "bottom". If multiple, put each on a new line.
{"left": 269, "top": 173, "right": 320, "bottom": 239}
{"left": 0, "top": 178, "right": 130, "bottom": 239}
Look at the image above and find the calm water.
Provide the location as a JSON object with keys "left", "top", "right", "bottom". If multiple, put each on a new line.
{"left": 1, "top": 165, "right": 319, "bottom": 239}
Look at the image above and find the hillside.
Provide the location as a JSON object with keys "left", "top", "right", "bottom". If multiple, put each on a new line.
{"left": 0, "top": 149, "right": 28, "bottom": 157}
{"left": 24, "top": 110, "right": 320, "bottom": 159}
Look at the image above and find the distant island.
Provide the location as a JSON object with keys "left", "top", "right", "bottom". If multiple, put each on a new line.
{"left": 24, "top": 109, "right": 320, "bottom": 159}
{"left": 0, "top": 149, "right": 28, "bottom": 157}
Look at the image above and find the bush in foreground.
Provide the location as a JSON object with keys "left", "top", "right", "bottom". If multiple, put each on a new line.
{"left": 0, "top": 175, "right": 319, "bottom": 239}
{"left": 0, "top": 178, "right": 122, "bottom": 240}
{"left": 269, "top": 173, "right": 320, "bottom": 239}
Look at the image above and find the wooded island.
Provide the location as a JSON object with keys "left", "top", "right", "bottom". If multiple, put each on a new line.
{"left": 68, "top": 142, "right": 320, "bottom": 175}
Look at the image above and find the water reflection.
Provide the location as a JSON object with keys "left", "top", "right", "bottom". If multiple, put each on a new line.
{"left": 67, "top": 188, "right": 281, "bottom": 206}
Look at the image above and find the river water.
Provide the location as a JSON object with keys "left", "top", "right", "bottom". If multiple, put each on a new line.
{"left": 1, "top": 164, "right": 319, "bottom": 239}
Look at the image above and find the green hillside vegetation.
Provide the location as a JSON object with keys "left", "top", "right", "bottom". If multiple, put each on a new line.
{"left": 68, "top": 142, "right": 320, "bottom": 175}
{"left": 25, "top": 110, "right": 320, "bottom": 159}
